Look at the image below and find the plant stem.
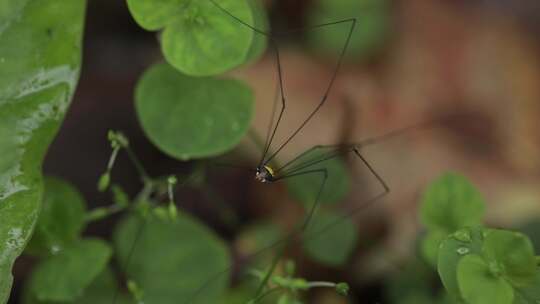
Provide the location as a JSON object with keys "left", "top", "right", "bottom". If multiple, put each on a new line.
{"left": 306, "top": 281, "right": 336, "bottom": 289}
{"left": 125, "top": 146, "right": 150, "bottom": 183}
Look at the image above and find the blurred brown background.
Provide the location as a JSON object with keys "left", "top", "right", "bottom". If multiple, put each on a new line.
{"left": 10, "top": 0, "right": 540, "bottom": 303}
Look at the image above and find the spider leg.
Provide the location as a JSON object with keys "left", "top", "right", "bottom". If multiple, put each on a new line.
{"left": 251, "top": 168, "right": 328, "bottom": 299}
{"left": 209, "top": 0, "right": 357, "bottom": 167}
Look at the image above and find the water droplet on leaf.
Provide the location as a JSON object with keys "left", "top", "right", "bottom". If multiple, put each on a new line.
{"left": 453, "top": 229, "right": 472, "bottom": 242}
{"left": 456, "top": 247, "right": 469, "bottom": 255}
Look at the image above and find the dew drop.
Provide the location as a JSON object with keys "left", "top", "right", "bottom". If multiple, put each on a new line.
{"left": 0, "top": 57, "right": 5, "bottom": 63}
{"left": 456, "top": 247, "right": 469, "bottom": 255}
{"left": 453, "top": 230, "right": 471, "bottom": 243}
{"left": 50, "top": 244, "right": 61, "bottom": 255}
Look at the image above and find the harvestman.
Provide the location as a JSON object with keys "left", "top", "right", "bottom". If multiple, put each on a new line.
{"left": 114, "top": 1, "right": 458, "bottom": 303}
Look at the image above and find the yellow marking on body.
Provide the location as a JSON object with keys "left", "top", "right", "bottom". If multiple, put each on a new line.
{"left": 264, "top": 165, "right": 275, "bottom": 177}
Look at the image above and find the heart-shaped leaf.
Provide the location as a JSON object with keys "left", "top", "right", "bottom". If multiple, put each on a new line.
{"left": 127, "top": 0, "right": 257, "bottom": 76}
{"left": 135, "top": 63, "right": 254, "bottom": 160}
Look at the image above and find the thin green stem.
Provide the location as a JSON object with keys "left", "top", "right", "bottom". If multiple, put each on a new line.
{"left": 125, "top": 146, "right": 150, "bottom": 182}
{"left": 107, "top": 147, "right": 120, "bottom": 170}
{"left": 306, "top": 281, "right": 336, "bottom": 289}
{"left": 247, "top": 286, "right": 282, "bottom": 304}
{"left": 253, "top": 244, "right": 286, "bottom": 299}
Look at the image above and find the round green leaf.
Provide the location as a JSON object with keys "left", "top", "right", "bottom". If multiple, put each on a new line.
{"left": 22, "top": 268, "right": 131, "bottom": 304}
{"left": 135, "top": 63, "right": 254, "bottom": 160}
{"left": 126, "top": 0, "right": 187, "bottom": 31}
{"left": 481, "top": 230, "right": 537, "bottom": 286}
{"left": 303, "top": 210, "right": 358, "bottom": 267}
{"left": 236, "top": 222, "right": 283, "bottom": 256}
{"left": 307, "top": 0, "right": 390, "bottom": 59}
{"left": 457, "top": 254, "right": 514, "bottom": 304}
{"left": 285, "top": 149, "right": 350, "bottom": 206}
{"left": 28, "top": 239, "right": 112, "bottom": 302}
{"left": 161, "top": 0, "right": 254, "bottom": 76}
{"left": 420, "top": 172, "right": 485, "bottom": 232}
{"left": 243, "top": 0, "right": 268, "bottom": 64}
{"left": 437, "top": 226, "right": 485, "bottom": 301}
{"left": 26, "top": 176, "right": 86, "bottom": 256}
{"left": 513, "top": 271, "right": 540, "bottom": 304}
{"left": 421, "top": 230, "right": 447, "bottom": 268}
{"left": 113, "top": 213, "right": 230, "bottom": 304}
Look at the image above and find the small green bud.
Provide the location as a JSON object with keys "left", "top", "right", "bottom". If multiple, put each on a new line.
{"left": 97, "top": 172, "right": 110, "bottom": 192}
{"left": 127, "top": 279, "right": 144, "bottom": 301}
{"left": 107, "top": 130, "right": 129, "bottom": 148}
{"left": 335, "top": 282, "right": 349, "bottom": 296}
{"left": 167, "top": 175, "right": 177, "bottom": 185}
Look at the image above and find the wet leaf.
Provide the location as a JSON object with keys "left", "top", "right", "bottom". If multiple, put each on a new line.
{"left": 481, "top": 230, "right": 537, "bottom": 286}
{"left": 0, "top": 0, "right": 85, "bottom": 302}
{"left": 457, "top": 254, "right": 514, "bottom": 304}
{"left": 437, "top": 226, "right": 485, "bottom": 301}
{"left": 25, "top": 176, "right": 86, "bottom": 256}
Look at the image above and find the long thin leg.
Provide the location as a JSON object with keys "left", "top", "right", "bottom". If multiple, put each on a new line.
{"left": 208, "top": 0, "right": 357, "bottom": 167}
{"left": 252, "top": 168, "right": 328, "bottom": 300}
{"left": 276, "top": 116, "right": 457, "bottom": 176}
{"left": 261, "top": 78, "right": 281, "bottom": 162}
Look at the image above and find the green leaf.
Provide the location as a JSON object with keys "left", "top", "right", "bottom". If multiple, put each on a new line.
{"left": 481, "top": 230, "right": 537, "bottom": 286}
{"left": 126, "top": 0, "right": 187, "bottom": 31}
{"left": 438, "top": 226, "right": 485, "bottom": 301}
{"left": 307, "top": 0, "right": 390, "bottom": 59}
{"left": 457, "top": 254, "right": 514, "bottom": 304}
{"left": 385, "top": 257, "right": 445, "bottom": 304}
{"left": 0, "top": 0, "right": 85, "bottom": 302}
{"left": 421, "top": 230, "right": 448, "bottom": 268}
{"left": 26, "top": 176, "right": 86, "bottom": 256}
{"left": 243, "top": 0, "right": 268, "bottom": 64}
{"left": 128, "top": 0, "right": 255, "bottom": 76}
{"left": 113, "top": 213, "right": 230, "bottom": 304}
{"left": 28, "top": 239, "right": 112, "bottom": 302}
{"left": 513, "top": 271, "right": 540, "bottom": 304}
{"left": 236, "top": 222, "right": 283, "bottom": 256}
{"left": 420, "top": 172, "right": 485, "bottom": 232}
{"left": 285, "top": 149, "right": 350, "bottom": 206}
{"left": 22, "top": 268, "right": 131, "bottom": 304}
{"left": 303, "top": 210, "right": 358, "bottom": 267}
{"left": 135, "top": 63, "right": 254, "bottom": 160}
